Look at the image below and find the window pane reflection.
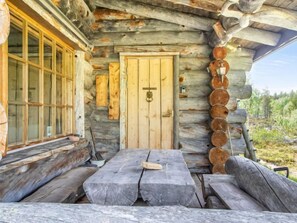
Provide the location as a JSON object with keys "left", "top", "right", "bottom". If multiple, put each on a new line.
{"left": 8, "top": 24, "right": 23, "bottom": 57}
{"left": 8, "top": 58, "right": 23, "bottom": 102}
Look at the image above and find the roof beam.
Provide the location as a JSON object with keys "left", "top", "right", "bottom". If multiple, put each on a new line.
{"left": 94, "top": 0, "right": 281, "bottom": 46}
{"left": 145, "top": 0, "right": 297, "bottom": 31}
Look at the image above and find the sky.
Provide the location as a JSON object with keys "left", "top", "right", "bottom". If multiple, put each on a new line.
{"left": 248, "top": 40, "right": 297, "bottom": 94}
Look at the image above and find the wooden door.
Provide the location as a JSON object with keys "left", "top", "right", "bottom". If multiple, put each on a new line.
{"left": 126, "top": 56, "right": 173, "bottom": 149}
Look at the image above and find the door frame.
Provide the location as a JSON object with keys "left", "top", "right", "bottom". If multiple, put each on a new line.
{"left": 119, "top": 52, "right": 180, "bottom": 150}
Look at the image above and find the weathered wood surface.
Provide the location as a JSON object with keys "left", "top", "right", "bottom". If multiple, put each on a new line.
{"left": 227, "top": 109, "right": 247, "bottom": 124}
{"left": 210, "top": 118, "right": 228, "bottom": 132}
{"left": 96, "top": 75, "right": 109, "bottom": 106}
{"left": 2, "top": 203, "right": 297, "bottom": 223}
{"left": 222, "top": 136, "right": 247, "bottom": 155}
{"left": 0, "top": 102, "right": 7, "bottom": 158}
{"left": 83, "top": 149, "right": 149, "bottom": 205}
{"left": 92, "top": 31, "right": 207, "bottom": 46}
{"left": 212, "top": 164, "right": 226, "bottom": 174}
{"left": 94, "top": 19, "right": 197, "bottom": 32}
{"left": 202, "top": 174, "right": 238, "bottom": 199}
{"left": 140, "top": 150, "right": 196, "bottom": 206}
{"left": 206, "top": 196, "right": 227, "bottom": 209}
{"left": 192, "top": 174, "right": 206, "bottom": 208}
{"left": 94, "top": 0, "right": 215, "bottom": 32}
{"left": 179, "top": 97, "right": 237, "bottom": 111}
{"left": 0, "top": 139, "right": 90, "bottom": 202}
{"left": 242, "top": 124, "right": 257, "bottom": 161}
{"left": 226, "top": 156, "right": 297, "bottom": 213}
{"left": 183, "top": 153, "right": 211, "bottom": 169}
{"left": 0, "top": 0, "right": 10, "bottom": 45}
{"left": 109, "top": 63, "right": 120, "bottom": 120}
{"left": 210, "top": 182, "right": 267, "bottom": 211}
{"left": 22, "top": 167, "right": 97, "bottom": 203}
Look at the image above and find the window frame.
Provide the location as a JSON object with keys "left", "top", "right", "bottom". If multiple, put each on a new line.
{"left": 3, "top": 4, "right": 75, "bottom": 150}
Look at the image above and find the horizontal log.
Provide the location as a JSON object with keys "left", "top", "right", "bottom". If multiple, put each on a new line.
{"left": 179, "top": 137, "right": 210, "bottom": 154}
{"left": 94, "top": 0, "right": 215, "bottom": 31}
{"left": 227, "top": 109, "right": 247, "bottom": 124}
{"left": 91, "top": 57, "right": 119, "bottom": 70}
{"left": 22, "top": 167, "right": 97, "bottom": 203}
{"left": 93, "top": 8, "right": 145, "bottom": 20}
{"left": 92, "top": 31, "right": 207, "bottom": 46}
{"left": 222, "top": 135, "right": 246, "bottom": 155}
{"left": 115, "top": 44, "right": 210, "bottom": 57}
{"left": 93, "top": 46, "right": 116, "bottom": 58}
{"left": 226, "top": 156, "right": 297, "bottom": 213}
{"left": 179, "top": 70, "right": 246, "bottom": 87}
{"left": 0, "top": 139, "right": 90, "bottom": 202}
{"left": 228, "top": 85, "right": 252, "bottom": 100}
{"left": 3, "top": 203, "right": 297, "bottom": 222}
{"left": 179, "top": 111, "right": 210, "bottom": 124}
{"left": 93, "top": 19, "right": 197, "bottom": 32}
{"left": 183, "top": 153, "right": 211, "bottom": 169}
{"left": 179, "top": 57, "right": 210, "bottom": 71}
{"left": 179, "top": 97, "right": 237, "bottom": 111}
{"left": 179, "top": 123, "right": 210, "bottom": 139}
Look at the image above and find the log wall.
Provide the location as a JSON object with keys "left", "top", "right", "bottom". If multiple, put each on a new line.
{"left": 87, "top": 12, "right": 254, "bottom": 171}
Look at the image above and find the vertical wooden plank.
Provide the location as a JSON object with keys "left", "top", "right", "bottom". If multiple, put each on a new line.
{"left": 127, "top": 58, "right": 138, "bottom": 148}
{"left": 96, "top": 75, "right": 108, "bottom": 107}
{"left": 161, "top": 57, "right": 173, "bottom": 149}
{"left": 138, "top": 59, "right": 149, "bottom": 148}
{"left": 119, "top": 54, "right": 127, "bottom": 149}
{"left": 149, "top": 58, "right": 161, "bottom": 149}
{"left": 109, "top": 62, "right": 120, "bottom": 120}
{"left": 0, "top": 43, "right": 8, "bottom": 156}
{"left": 173, "top": 55, "right": 180, "bottom": 149}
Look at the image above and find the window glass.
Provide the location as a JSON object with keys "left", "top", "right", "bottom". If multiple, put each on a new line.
{"left": 8, "top": 58, "right": 23, "bottom": 102}
{"left": 28, "top": 106, "right": 39, "bottom": 140}
{"left": 56, "top": 76, "right": 62, "bottom": 105}
{"left": 66, "top": 80, "right": 73, "bottom": 106}
{"left": 44, "top": 72, "right": 52, "bottom": 105}
{"left": 44, "top": 106, "right": 52, "bottom": 137}
{"left": 8, "top": 23, "right": 23, "bottom": 57}
{"left": 56, "top": 107, "right": 63, "bottom": 135}
{"left": 28, "top": 30, "right": 39, "bottom": 64}
{"left": 56, "top": 47, "right": 63, "bottom": 73}
{"left": 28, "top": 66, "right": 40, "bottom": 102}
{"left": 8, "top": 105, "right": 24, "bottom": 145}
{"left": 44, "top": 42, "right": 53, "bottom": 70}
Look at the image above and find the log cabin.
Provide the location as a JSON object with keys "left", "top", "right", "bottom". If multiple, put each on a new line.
{"left": 1, "top": 0, "right": 297, "bottom": 219}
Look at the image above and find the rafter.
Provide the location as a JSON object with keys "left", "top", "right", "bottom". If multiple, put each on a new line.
{"left": 94, "top": 0, "right": 281, "bottom": 46}
{"left": 136, "top": 0, "right": 297, "bottom": 31}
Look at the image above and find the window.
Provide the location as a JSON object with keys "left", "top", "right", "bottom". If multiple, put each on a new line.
{"left": 7, "top": 11, "right": 75, "bottom": 148}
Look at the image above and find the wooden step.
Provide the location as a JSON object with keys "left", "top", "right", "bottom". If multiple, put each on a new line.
{"left": 202, "top": 174, "right": 238, "bottom": 199}
{"left": 209, "top": 182, "right": 267, "bottom": 211}
{"left": 22, "top": 167, "right": 97, "bottom": 203}
{"left": 206, "top": 196, "right": 227, "bottom": 209}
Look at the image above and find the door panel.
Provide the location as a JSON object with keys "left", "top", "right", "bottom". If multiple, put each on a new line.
{"left": 126, "top": 56, "right": 173, "bottom": 149}
{"left": 127, "top": 58, "right": 139, "bottom": 148}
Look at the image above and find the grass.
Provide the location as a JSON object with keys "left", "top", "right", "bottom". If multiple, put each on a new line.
{"left": 249, "top": 118, "right": 297, "bottom": 181}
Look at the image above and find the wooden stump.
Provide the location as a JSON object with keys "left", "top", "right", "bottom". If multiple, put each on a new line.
{"left": 209, "top": 147, "right": 230, "bottom": 165}
{"left": 209, "top": 89, "right": 230, "bottom": 106}
{"left": 225, "top": 156, "right": 297, "bottom": 213}
{"left": 210, "top": 105, "right": 229, "bottom": 119}
{"left": 211, "top": 130, "right": 228, "bottom": 147}
{"left": 0, "top": 103, "right": 8, "bottom": 158}
{"left": 210, "top": 118, "right": 228, "bottom": 132}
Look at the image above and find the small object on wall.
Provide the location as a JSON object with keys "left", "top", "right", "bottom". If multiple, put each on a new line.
{"left": 109, "top": 63, "right": 120, "bottom": 120}
{"left": 96, "top": 75, "right": 108, "bottom": 107}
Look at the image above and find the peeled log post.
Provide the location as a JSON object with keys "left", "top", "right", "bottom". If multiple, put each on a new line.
{"left": 225, "top": 156, "right": 297, "bottom": 213}
{"left": 0, "top": 0, "right": 10, "bottom": 45}
{"left": 0, "top": 103, "right": 7, "bottom": 159}
{"left": 209, "top": 147, "right": 230, "bottom": 165}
